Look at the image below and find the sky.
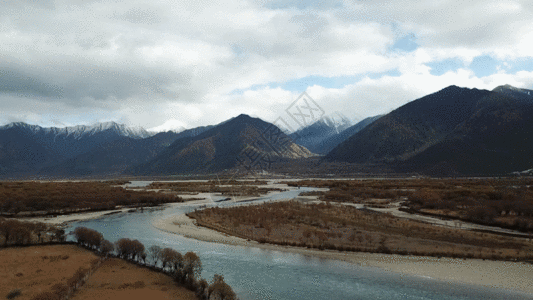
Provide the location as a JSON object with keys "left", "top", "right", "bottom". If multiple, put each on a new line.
{"left": 1, "top": 0, "right": 533, "bottom": 132}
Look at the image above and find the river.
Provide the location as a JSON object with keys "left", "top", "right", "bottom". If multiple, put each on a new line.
{"left": 66, "top": 182, "right": 533, "bottom": 300}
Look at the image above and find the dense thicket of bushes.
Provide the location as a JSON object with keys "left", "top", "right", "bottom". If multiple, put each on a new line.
{"left": 0, "top": 217, "right": 64, "bottom": 246}
{"left": 149, "top": 181, "right": 280, "bottom": 197}
{"left": 288, "top": 178, "right": 533, "bottom": 232}
{"left": 0, "top": 181, "right": 181, "bottom": 215}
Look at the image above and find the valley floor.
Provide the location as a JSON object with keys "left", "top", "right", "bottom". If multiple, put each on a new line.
{"left": 16, "top": 179, "right": 533, "bottom": 296}
{"left": 153, "top": 200, "right": 533, "bottom": 295}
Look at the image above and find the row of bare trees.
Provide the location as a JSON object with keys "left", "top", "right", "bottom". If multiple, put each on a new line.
{"left": 0, "top": 217, "right": 64, "bottom": 246}
{"left": 72, "top": 226, "right": 236, "bottom": 300}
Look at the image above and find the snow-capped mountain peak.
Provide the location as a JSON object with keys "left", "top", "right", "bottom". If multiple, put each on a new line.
{"left": 1, "top": 121, "right": 153, "bottom": 139}
{"left": 315, "top": 112, "right": 352, "bottom": 134}
{"left": 73, "top": 122, "right": 153, "bottom": 139}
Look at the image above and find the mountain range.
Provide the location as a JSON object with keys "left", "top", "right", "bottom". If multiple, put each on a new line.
{"left": 39, "top": 125, "right": 214, "bottom": 176}
{"left": 0, "top": 122, "right": 150, "bottom": 176}
{"left": 1, "top": 84, "right": 533, "bottom": 177}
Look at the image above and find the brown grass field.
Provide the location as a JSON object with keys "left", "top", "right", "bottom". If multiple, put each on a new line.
{"left": 0, "top": 245, "right": 99, "bottom": 300}
{"left": 71, "top": 258, "right": 198, "bottom": 300}
{"left": 188, "top": 200, "right": 533, "bottom": 261}
{"left": 0, "top": 245, "right": 199, "bottom": 300}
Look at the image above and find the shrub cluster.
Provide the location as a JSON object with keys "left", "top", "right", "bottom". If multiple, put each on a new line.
{"left": 0, "top": 218, "right": 64, "bottom": 246}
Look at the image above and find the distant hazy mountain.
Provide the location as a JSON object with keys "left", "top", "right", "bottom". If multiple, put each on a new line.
{"left": 0, "top": 121, "right": 152, "bottom": 176}
{"left": 326, "top": 84, "right": 533, "bottom": 175}
{"left": 290, "top": 112, "right": 352, "bottom": 154}
{"left": 492, "top": 84, "right": 533, "bottom": 102}
{"left": 312, "top": 115, "right": 383, "bottom": 155}
{"left": 128, "top": 114, "right": 314, "bottom": 175}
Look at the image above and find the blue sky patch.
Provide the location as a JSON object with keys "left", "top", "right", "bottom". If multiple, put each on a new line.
{"left": 391, "top": 33, "right": 418, "bottom": 52}
{"left": 427, "top": 58, "right": 464, "bottom": 76}
{"left": 469, "top": 55, "right": 499, "bottom": 78}
{"left": 229, "top": 74, "right": 363, "bottom": 95}
{"left": 278, "top": 74, "right": 361, "bottom": 91}
{"left": 229, "top": 70, "right": 405, "bottom": 95}
{"left": 504, "top": 57, "right": 533, "bottom": 74}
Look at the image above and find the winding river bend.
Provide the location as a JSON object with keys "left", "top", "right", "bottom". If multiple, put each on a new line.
{"left": 66, "top": 182, "right": 533, "bottom": 300}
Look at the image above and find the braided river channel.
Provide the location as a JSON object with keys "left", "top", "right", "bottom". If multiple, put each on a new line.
{"left": 66, "top": 182, "right": 533, "bottom": 300}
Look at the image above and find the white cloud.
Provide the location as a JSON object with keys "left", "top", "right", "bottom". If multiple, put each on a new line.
{"left": 148, "top": 119, "right": 187, "bottom": 132}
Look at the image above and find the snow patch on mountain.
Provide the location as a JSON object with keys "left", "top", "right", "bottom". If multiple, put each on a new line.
{"left": 314, "top": 112, "right": 353, "bottom": 134}
{"left": 1, "top": 122, "right": 153, "bottom": 139}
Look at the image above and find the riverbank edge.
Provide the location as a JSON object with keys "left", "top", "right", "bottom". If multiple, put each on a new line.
{"left": 153, "top": 211, "right": 533, "bottom": 295}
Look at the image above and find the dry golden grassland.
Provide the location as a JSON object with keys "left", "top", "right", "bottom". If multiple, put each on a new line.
{"left": 149, "top": 180, "right": 281, "bottom": 197}
{"left": 0, "top": 245, "right": 99, "bottom": 300}
{"left": 285, "top": 178, "right": 533, "bottom": 233}
{"left": 189, "top": 200, "right": 533, "bottom": 261}
{"left": 0, "top": 245, "right": 200, "bottom": 300}
{"left": 0, "top": 181, "right": 181, "bottom": 217}
{"left": 71, "top": 258, "right": 198, "bottom": 300}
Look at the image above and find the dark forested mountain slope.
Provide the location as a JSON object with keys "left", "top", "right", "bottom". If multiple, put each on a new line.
{"left": 326, "top": 86, "right": 491, "bottom": 163}
{"left": 326, "top": 84, "right": 533, "bottom": 175}
{"left": 401, "top": 87, "right": 533, "bottom": 175}
{"left": 0, "top": 124, "right": 55, "bottom": 175}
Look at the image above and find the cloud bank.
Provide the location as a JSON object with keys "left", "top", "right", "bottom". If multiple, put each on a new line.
{"left": 1, "top": 0, "right": 532, "bottom": 129}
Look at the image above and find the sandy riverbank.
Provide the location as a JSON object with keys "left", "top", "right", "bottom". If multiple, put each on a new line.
{"left": 153, "top": 208, "right": 533, "bottom": 295}
{"left": 20, "top": 208, "right": 134, "bottom": 225}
